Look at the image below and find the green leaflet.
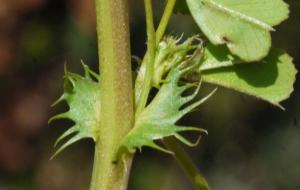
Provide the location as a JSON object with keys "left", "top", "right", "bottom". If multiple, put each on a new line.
{"left": 187, "top": 0, "right": 289, "bottom": 61}
{"left": 201, "top": 49, "right": 297, "bottom": 108}
{"left": 199, "top": 43, "right": 242, "bottom": 71}
{"left": 49, "top": 64, "right": 100, "bottom": 158}
{"left": 118, "top": 63, "right": 216, "bottom": 157}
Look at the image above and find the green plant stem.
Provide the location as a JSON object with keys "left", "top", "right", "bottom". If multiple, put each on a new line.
{"left": 156, "top": 0, "right": 176, "bottom": 44}
{"left": 90, "top": 0, "right": 134, "bottom": 190}
{"left": 164, "top": 137, "right": 211, "bottom": 190}
{"left": 135, "top": 0, "right": 176, "bottom": 106}
{"left": 136, "top": 0, "right": 156, "bottom": 115}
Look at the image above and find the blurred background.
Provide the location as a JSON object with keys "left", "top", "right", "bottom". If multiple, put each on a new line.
{"left": 0, "top": 0, "right": 299, "bottom": 189}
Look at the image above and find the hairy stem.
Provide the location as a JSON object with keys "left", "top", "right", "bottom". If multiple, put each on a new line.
{"left": 90, "top": 0, "right": 134, "bottom": 190}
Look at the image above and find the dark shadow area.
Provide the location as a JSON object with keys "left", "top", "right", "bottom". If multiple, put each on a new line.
{"left": 234, "top": 50, "right": 281, "bottom": 87}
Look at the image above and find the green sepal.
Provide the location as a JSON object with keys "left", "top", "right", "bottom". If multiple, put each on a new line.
{"left": 152, "top": 35, "right": 200, "bottom": 87}
{"left": 49, "top": 63, "right": 100, "bottom": 158}
{"left": 135, "top": 35, "right": 202, "bottom": 105}
{"left": 201, "top": 49, "right": 297, "bottom": 108}
{"left": 118, "top": 63, "right": 216, "bottom": 157}
{"left": 187, "top": 0, "right": 289, "bottom": 62}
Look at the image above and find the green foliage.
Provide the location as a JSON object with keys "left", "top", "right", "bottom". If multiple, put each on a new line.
{"left": 49, "top": 64, "right": 100, "bottom": 157}
{"left": 49, "top": 1, "right": 297, "bottom": 190}
{"left": 172, "top": 0, "right": 296, "bottom": 109}
{"left": 49, "top": 0, "right": 296, "bottom": 157}
{"left": 118, "top": 62, "right": 216, "bottom": 156}
{"left": 201, "top": 49, "right": 297, "bottom": 108}
{"left": 186, "top": 0, "right": 289, "bottom": 61}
